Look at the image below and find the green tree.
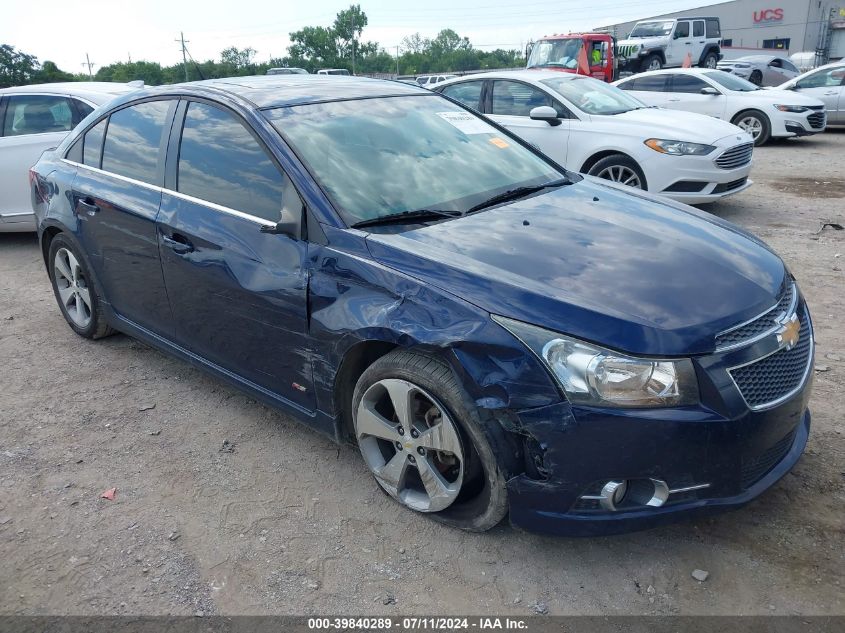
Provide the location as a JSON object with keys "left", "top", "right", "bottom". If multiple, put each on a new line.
{"left": 33, "top": 61, "right": 75, "bottom": 84}
{"left": 0, "top": 44, "right": 39, "bottom": 88}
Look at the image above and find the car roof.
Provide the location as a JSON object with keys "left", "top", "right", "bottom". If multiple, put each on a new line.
{"left": 135, "top": 75, "right": 428, "bottom": 109}
{"left": 619, "top": 68, "right": 714, "bottom": 78}
{"left": 736, "top": 55, "right": 778, "bottom": 62}
{"left": 0, "top": 81, "right": 137, "bottom": 97}
{"left": 440, "top": 70, "right": 583, "bottom": 84}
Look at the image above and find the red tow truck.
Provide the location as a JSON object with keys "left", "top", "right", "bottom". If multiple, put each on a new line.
{"left": 526, "top": 32, "right": 618, "bottom": 82}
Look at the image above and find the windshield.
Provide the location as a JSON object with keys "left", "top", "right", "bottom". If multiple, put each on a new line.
{"left": 704, "top": 71, "right": 759, "bottom": 92}
{"left": 629, "top": 21, "right": 674, "bottom": 38}
{"left": 527, "top": 37, "right": 584, "bottom": 69}
{"left": 265, "top": 96, "right": 562, "bottom": 226}
{"left": 541, "top": 76, "right": 646, "bottom": 115}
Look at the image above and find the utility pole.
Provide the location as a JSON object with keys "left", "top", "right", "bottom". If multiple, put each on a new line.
{"left": 175, "top": 32, "right": 189, "bottom": 81}
{"left": 81, "top": 53, "right": 95, "bottom": 79}
{"left": 350, "top": 14, "right": 356, "bottom": 75}
{"left": 396, "top": 45, "right": 400, "bottom": 76}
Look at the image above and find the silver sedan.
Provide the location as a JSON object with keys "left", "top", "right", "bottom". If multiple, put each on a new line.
{"left": 717, "top": 55, "right": 800, "bottom": 86}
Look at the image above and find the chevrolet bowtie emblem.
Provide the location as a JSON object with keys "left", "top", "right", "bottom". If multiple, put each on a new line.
{"left": 777, "top": 314, "right": 801, "bottom": 351}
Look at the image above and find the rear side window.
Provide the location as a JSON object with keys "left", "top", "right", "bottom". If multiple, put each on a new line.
{"left": 83, "top": 118, "right": 107, "bottom": 168}
{"left": 693, "top": 21, "right": 705, "bottom": 38}
{"left": 621, "top": 75, "right": 669, "bottom": 92}
{"left": 177, "top": 101, "right": 285, "bottom": 222}
{"left": 440, "top": 81, "right": 483, "bottom": 110}
{"left": 670, "top": 74, "right": 709, "bottom": 93}
{"left": 72, "top": 99, "right": 95, "bottom": 123}
{"left": 101, "top": 100, "right": 171, "bottom": 185}
{"left": 2, "top": 95, "right": 74, "bottom": 136}
{"left": 706, "top": 19, "right": 721, "bottom": 38}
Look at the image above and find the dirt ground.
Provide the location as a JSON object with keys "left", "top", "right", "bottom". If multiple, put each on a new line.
{"left": 1, "top": 131, "right": 843, "bottom": 617}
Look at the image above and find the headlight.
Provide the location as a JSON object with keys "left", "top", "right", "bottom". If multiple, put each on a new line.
{"left": 774, "top": 104, "right": 809, "bottom": 113}
{"left": 644, "top": 139, "right": 716, "bottom": 156}
{"left": 493, "top": 316, "right": 699, "bottom": 408}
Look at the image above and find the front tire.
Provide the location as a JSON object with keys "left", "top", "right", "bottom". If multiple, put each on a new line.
{"left": 587, "top": 154, "right": 648, "bottom": 190}
{"left": 48, "top": 234, "right": 114, "bottom": 339}
{"left": 749, "top": 70, "right": 763, "bottom": 86}
{"left": 352, "top": 349, "right": 509, "bottom": 532}
{"left": 732, "top": 109, "right": 771, "bottom": 146}
{"left": 641, "top": 54, "right": 663, "bottom": 72}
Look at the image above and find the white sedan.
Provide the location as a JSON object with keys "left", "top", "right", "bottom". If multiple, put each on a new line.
{"left": 435, "top": 71, "right": 754, "bottom": 205}
{"left": 613, "top": 68, "right": 826, "bottom": 145}
{"left": 0, "top": 82, "right": 137, "bottom": 232}
{"left": 777, "top": 61, "right": 845, "bottom": 125}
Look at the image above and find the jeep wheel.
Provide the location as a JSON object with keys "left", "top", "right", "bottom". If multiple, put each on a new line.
{"left": 642, "top": 54, "right": 663, "bottom": 72}
{"left": 700, "top": 52, "right": 718, "bottom": 69}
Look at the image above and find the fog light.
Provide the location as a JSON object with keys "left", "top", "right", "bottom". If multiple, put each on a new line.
{"left": 599, "top": 480, "right": 628, "bottom": 511}
{"left": 597, "top": 478, "right": 669, "bottom": 511}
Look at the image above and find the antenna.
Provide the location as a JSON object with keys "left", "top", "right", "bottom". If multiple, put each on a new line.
{"left": 81, "top": 53, "right": 95, "bottom": 79}
{"left": 175, "top": 32, "right": 190, "bottom": 81}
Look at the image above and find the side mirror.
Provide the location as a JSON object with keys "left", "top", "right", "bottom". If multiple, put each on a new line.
{"left": 700, "top": 86, "right": 720, "bottom": 95}
{"left": 260, "top": 205, "right": 302, "bottom": 239}
{"left": 529, "top": 105, "right": 562, "bottom": 126}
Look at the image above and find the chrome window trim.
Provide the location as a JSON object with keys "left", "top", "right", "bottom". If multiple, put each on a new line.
{"left": 727, "top": 309, "right": 814, "bottom": 412}
{"left": 61, "top": 158, "right": 273, "bottom": 227}
{"left": 715, "top": 281, "right": 798, "bottom": 353}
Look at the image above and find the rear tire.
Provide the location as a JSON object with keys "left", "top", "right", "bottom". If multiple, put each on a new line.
{"left": 700, "top": 52, "right": 718, "bottom": 69}
{"left": 352, "top": 349, "right": 509, "bottom": 532}
{"left": 732, "top": 109, "right": 771, "bottom": 146}
{"left": 587, "top": 154, "right": 648, "bottom": 190}
{"left": 48, "top": 234, "right": 114, "bottom": 339}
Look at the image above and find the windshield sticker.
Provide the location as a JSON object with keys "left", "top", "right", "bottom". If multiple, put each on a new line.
{"left": 489, "top": 137, "right": 510, "bottom": 149}
{"left": 437, "top": 111, "right": 495, "bottom": 135}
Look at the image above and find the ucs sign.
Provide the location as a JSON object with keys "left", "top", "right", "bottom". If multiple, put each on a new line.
{"left": 753, "top": 8, "right": 784, "bottom": 24}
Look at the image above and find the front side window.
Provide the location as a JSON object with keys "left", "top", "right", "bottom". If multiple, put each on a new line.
{"left": 264, "top": 95, "right": 561, "bottom": 226}
{"left": 2, "top": 95, "right": 74, "bottom": 136}
{"left": 178, "top": 101, "right": 286, "bottom": 223}
{"left": 542, "top": 77, "right": 645, "bottom": 115}
{"left": 674, "top": 22, "right": 690, "bottom": 39}
{"left": 670, "top": 74, "right": 710, "bottom": 93}
{"left": 440, "top": 81, "right": 483, "bottom": 109}
{"left": 491, "top": 81, "right": 559, "bottom": 117}
{"left": 101, "top": 100, "right": 171, "bottom": 185}
{"left": 796, "top": 67, "right": 845, "bottom": 88}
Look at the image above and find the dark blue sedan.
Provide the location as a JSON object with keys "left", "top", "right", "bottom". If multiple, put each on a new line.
{"left": 29, "top": 76, "right": 813, "bottom": 535}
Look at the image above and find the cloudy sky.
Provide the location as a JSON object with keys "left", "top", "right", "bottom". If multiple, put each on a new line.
{"left": 4, "top": 0, "right": 719, "bottom": 72}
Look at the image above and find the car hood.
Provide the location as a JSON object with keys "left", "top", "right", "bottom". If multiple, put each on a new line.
{"left": 594, "top": 108, "right": 748, "bottom": 143}
{"left": 365, "top": 179, "right": 786, "bottom": 356}
{"left": 617, "top": 37, "right": 664, "bottom": 52}
{"left": 732, "top": 88, "right": 823, "bottom": 105}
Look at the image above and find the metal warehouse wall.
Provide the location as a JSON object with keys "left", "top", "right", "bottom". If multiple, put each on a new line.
{"left": 598, "top": 0, "right": 841, "bottom": 57}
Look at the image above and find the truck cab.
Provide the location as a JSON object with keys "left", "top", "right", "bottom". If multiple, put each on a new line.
{"left": 616, "top": 17, "right": 722, "bottom": 73}
{"left": 527, "top": 33, "right": 617, "bottom": 82}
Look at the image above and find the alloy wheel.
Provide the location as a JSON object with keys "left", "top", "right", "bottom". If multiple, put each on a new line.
{"left": 737, "top": 116, "right": 763, "bottom": 140}
{"left": 355, "top": 378, "right": 464, "bottom": 512}
{"left": 705, "top": 56, "right": 717, "bottom": 69}
{"left": 595, "top": 165, "right": 643, "bottom": 188}
{"left": 54, "top": 248, "right": 92, "bottom": 329}
{"left": 647, "top": 58, "right": 662, "bottom": 71}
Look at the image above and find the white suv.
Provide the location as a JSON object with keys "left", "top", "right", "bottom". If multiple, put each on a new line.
{"left": 416, "top": 75, "right": 458, "bottom": 89}
{"left": 617, "top": 17, "right": 722, "bottom": 73}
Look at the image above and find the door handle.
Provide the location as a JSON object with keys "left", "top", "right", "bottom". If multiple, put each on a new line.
{"left": 162, "top": 234, "right": 194, "bottom": 254}
{"left": 76, "top": 197, "right": 99, "bottom": 216}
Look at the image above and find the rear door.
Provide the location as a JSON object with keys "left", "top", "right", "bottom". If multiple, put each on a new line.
{"left": 71, "top": 99, "right": 176, "bottom": 336}
{"left": 485, "top": 79, "right": 571, "bottom": 165}
{"left": 665, "top": 73, "right": 726, "bottom": 117}
{"left": 0, "top": 94, "right": 77, "bottom": 224}
{"left": 156, "top": 99, "right": 315, "bottom": 410}
{"left": 690, "top": 20, "right": 707, "bottom": 62}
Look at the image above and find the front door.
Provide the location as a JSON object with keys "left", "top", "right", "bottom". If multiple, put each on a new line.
{"left": 73, "top": 99, "right": 176, "bottom": 336}
{"left": 157, "top": 100, "right": 315, "bottom": 410}
{"left": 486, "top": 79, "right": 571, "bottom": 166}
{"left": 668, "top": 21, "right": 692, "bottom": 66}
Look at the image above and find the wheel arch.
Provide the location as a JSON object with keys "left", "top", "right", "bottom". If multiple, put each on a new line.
{"left": 698, "top": 45, "right": 721, "bottom": 65}
{"left": 581, "top": 149, "right": 640, "bottom": 174}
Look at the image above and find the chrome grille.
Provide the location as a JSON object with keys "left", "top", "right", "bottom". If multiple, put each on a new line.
{"left": 716, "top": 281, "right": 796, "bottom": 351}
{"left": 729, "top": 312, "right": 812, "bottom": 410}
{"left": 715, "top": 143, "right": 754, "bottom": 169}
{"left": 807, "top": 111, "right": 826, "bottom": 129}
